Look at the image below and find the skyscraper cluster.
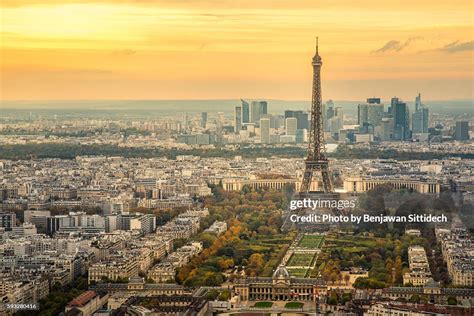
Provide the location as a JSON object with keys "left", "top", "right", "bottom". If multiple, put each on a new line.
{"left": 233, "top": 99, "right": 312, "bottom": 144}
{"left": 322, "top": 100, "right": 344, "bottom": 136}
{"left": 321, "top": 93, "right": 436, "bottom": 143}
{"left": 234, "top": 100, "right": 268, "bottom": 134}
{"left": 183, "top": 94, "right": 467, "bottom": 146}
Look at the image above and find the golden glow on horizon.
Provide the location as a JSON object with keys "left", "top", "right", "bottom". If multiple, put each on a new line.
{"left": 1, "top": 0, "right": 473, "bottom": 100}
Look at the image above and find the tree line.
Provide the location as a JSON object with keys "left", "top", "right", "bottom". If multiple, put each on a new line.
{"left": 1, "top": 143, "right": 472, "bottom": 160}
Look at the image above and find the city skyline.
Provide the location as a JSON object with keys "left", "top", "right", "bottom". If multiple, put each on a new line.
{"left": 0, "top": 2, "right": 473, "bottom": 314}
{"left": 1, "top": 0, "right": 473, "bottom": 101}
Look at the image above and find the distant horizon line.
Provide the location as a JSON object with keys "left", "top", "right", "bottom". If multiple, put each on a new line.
{"left": 2, "top": 97, "right": 473, "bottom": 103}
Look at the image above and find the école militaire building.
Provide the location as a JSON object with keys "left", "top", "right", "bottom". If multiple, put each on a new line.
{"left": 234, "top": 265, "right": 327, "bottom": 301}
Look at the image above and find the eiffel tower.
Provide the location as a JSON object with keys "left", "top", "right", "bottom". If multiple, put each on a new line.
{"left": 300, "top": 38, "right": 334, "bottom": 195}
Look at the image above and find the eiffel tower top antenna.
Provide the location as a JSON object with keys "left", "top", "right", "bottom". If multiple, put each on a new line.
{"left": 316, "top": 37, "right": 318, "bottom": 55}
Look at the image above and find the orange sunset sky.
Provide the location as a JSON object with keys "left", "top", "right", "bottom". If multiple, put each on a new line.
{"left": 0, "top": 0, "right": 473, "bottom": 101}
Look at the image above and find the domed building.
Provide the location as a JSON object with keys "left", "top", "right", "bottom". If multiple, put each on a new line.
{"left": 234, "top": 265, "right": 327, "bottom": 301}
{"left": 273, "top": 265, "right": 290, "bottom": 279}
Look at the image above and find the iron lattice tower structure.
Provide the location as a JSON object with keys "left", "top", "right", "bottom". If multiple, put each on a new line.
{"left": 300, "top": 38, "right": 334, "bottom": 194}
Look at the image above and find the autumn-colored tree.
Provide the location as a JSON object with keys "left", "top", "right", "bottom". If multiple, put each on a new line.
{"left": 177, "top": 265, "right": 193, "bottom": 283}
{"left": 394, "top": 256, "right": 403, "bottom": 284}
{"left": 217, "top": 258, "right": 234, "bottom": 270}
{"left": 344, "top": 273, "right": 350, "bottom": 285}
{"left": 267, "top": 212, "right": 282, "bottom": 228}
{"left": 246, "top": 253, "right": 265, "bottom": 276}
{"left": 385, "top": 258, "right": 394, "bottom": 284}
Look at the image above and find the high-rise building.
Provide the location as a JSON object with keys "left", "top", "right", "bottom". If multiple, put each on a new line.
{"left": 412, "top": 108, "right": 429, "bottom": 134}
{"left": 412, "top": 93, "right": 429, "bottom": 134}
{"left": 358, "top": 98, "right": 384, "bottom": 127}
{"left": 200, "top": 112, "right": 207, "bottom": 128}
{"left": 261, "top": 101, "right": 268, "bottom": 116}
{"left": 323, "top": 100, "right": 335, "bottom": 132}
{"left": 359, "top": 122, "right": 374, "bottom": 135}
{"left": 182, "top": 112, "right": 188, "bottom": 130}
{"left": 260, "top": 118, "right": 270, "bottom": 144}
{"left": 334, "top": 107, "right": 343, "bottom": 119}
{"left": 328, "top": 107, "right": 344, "bottom": 135}
{"left": 295, "top": 129, "right": 307, "bottom": 143}
{"left": 270, "top": 115, "right": 284, "bottom": 129}
{"left": 388, "top": 97, "right": 399, "bottom": 115}
{"left": 381, "top": 117, "right": 395, "bottom": 141}
{"left": 250, "top": 102, "right": 258, "bottom": 123}
{"left": 241, "top": 99, "right": 250, "bottom": 123}
{"left": 357, "top": 104, "right": 368, "bottom": 126}
{"left": 217, "top": 112, "right": 224, "bottom": 125}
{"left": 285, "top": 110, "right": 309, "bottom": 129}
{"left": 329, "top": 116, "right": 343, "bottom": 135}
{"left": 455, "top": 121, "right": 470, "bottom": 141}
{"left": 234, "top": 106, "right": 242, "bottom": 134}
{"left": 285, "top": 117, "right": 297, "bottom": 135}
{"left": 392, "top": 97, "right": 410, "bottom": 140}
{"left": 367, "top": 97, "right": 381, "bottom": 104}
{"left": 284, "top": 110, "right": 293, "bottom": 118}
{"left": 367, "top": 104, "right": 384, "bottom": 127}
{"left": 250, "top": 101, "right": 268, "bottom": 123}
{"left": 415, "top": 93, "right": 422, "bottom": 111}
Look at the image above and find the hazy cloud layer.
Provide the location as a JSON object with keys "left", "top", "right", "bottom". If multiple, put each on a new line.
{"left": 372, "top": 38, "right": 421, "bottom": 53}
{"left": 438, "top": 41, "right": 474, "bottom": 53}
